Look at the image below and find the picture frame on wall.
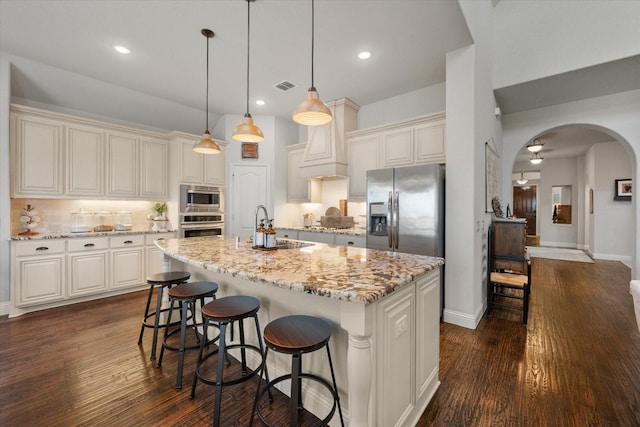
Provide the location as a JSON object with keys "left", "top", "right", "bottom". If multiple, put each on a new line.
{"left": 485, "top": 138, "right": 499, "bottom": 213}
{"left": 241, "top": 142, "right": 258, "bottom": 159}
{"left": 614, "top": 178, "right": 632, "bottom": 201}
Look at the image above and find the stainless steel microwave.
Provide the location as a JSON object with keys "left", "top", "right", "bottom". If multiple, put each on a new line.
{"left": 180, "top": 185, "right": 223, "bottom": 211}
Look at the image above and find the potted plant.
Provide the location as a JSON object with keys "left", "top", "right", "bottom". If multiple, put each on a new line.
{"left": 152, "top": 202, "right": 168, "bottom": 220}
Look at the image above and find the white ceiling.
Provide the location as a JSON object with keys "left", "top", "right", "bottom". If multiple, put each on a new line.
{"left": 0, "top": 0, "right": 472, "bottom": 130}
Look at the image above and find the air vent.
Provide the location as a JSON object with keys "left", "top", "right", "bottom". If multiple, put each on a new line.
{"left": 274, "top": 80, "right": 297, "bottom": 91}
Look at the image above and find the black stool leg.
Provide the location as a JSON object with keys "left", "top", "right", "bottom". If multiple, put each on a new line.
{"left": 213, "top": 322, "right": 228, "bottom": 427}
{"left": 157, "top": 297, "right": 176, "bottom": 367}
{"left": 175, "top": 298, "right": 191, "bottom": 389}
{"left": 290, "top": 353, "right": 301, "bottom": 427}
{"left": 239, "top": 320, "right": 248, "bottom": 376}
{"left": 190, "top": 319, "right": 209, "bottom": 399}
{"left": 150, "top": 284, "right": 166, "bottom": 360}
{"left": 326, "top": 344, "right": 345, "bottom": 427}
{"left": 138, "top": 284, "right": 155, "bottom": 345}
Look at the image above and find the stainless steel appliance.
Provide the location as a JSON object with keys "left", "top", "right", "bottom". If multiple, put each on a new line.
{"left": 179, "top": 185, "right": 224, "bottom": 238}
{"left": 366, "top": 164, "right": 444, "bottom": 257}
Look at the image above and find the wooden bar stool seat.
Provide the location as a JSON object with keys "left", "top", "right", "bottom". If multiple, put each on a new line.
{"left": 252, "top": 315, "right": 344, "bottom": 427}
{"left": 157, "top": 281, "right": 219, "bottom": 389}
{"left": 191, "top": 295, "right": 266, "bottom": 427}
{"left": 138, "top": 271, "right": 190, "bottom": 360}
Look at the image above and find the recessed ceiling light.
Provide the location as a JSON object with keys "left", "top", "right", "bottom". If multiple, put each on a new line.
{"left": 255, "top": 99, "right": 265, "bottom": 106}
{"left": 113, "top": 45, "right": 131, "bottom": 55}
{"left": 358, "top": 51, "right": 372, "bottom": 60}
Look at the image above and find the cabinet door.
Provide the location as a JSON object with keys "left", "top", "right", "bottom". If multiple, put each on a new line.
{"left": 66, "top": 125, "right": 104, "bottom": 196}
{"left": 204, "top": 144, "right": 225, "bottom": 185}
{"left": 68, "top": 251, "right": 108, "bottom": 297}
{"left": 12, "top": 113, "right": 64, "bottom": 197}
{"left": 140, "top": 138, "right": 168, "bottom": 199}
{"left": 16, "top": 255, "right": 66, "bottom": 307}
{"left": 381, "top": 128, "right": 414, "bottom": 168}
{"left": 180, "top": 139, "right": 205, "bottom": 184}
{"left": 111, "top": 248, "right": 145, "bottom": 289}
{"left": 107, "top": 133, "right": 138, "bottom": 197}
{"left": 414, "top": 121, "right": 445, "bottom": 164}
{"left": 347, "top": 134, "right": 379, "bottom": 201}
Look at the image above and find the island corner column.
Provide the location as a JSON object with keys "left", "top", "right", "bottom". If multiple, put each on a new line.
{"left": 341, "top": 300, "right": 375, "bottom": 426}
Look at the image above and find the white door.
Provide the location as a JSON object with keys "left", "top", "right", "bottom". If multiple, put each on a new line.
{"left": 229, "top": 164, "right": 269, "bottom": 239}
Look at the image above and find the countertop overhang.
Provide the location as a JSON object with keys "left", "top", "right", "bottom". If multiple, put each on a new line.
{"left": 10, "top": 229, "right": 176, "bottom": 240}
{"left": 155, "top": 236, "right": 444, "bottom": 304}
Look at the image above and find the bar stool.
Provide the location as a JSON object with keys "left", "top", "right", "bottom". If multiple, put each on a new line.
{"left": 191, "top": 295, "right": 267, "bottom": 427}
{"left": 157, "top": 281, "right": 219, "bottom": 389}
{"left": 138, "top": 271, "right": 190, "bottom": 360}
{"left": 252, "top": 315, "right": 344, "bottom": 427}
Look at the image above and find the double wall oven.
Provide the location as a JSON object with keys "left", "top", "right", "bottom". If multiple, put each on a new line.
{"left": 179, "top": 185, "right": 224, "bottom": 238}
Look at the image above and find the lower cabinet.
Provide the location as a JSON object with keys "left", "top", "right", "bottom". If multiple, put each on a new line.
{"left": 10, "top": 232, "right": 175, "bottom": 317}
{"left": 279, "top": 229, "right": 366, "bottom": 248}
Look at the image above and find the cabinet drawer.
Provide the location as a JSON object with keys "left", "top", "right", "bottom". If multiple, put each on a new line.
{"left": 494, "top": 259, "right": 527, "bottom": 273}
{"left": 68, "top": 238, "right": 109, "bottom": 252}
{"left": 15, "top": 240, "right": 66, "bottom": 257}
{"left": 334, "top": 234, "right": 365, "bottom": 248}
{"left": 110, "top": 235, "right": 145, "bottom": 248}
{"left": 145, "top": 233, "right": 174, "bottom": 245}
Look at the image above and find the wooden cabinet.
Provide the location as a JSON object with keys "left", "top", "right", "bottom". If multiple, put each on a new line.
{"left": 110, "top": 235, "right": 145, "bottom": 290}
{"left": 10, "top": 105, "right": 169, "bottom": 200}
{"left": 145, "top": 234, "right": 174, "bottom": 277}
{"left": 66, "top": 124, "right": 104, "bottom": 197}
{"left": 67, "top": 237, "right": 109, "bottom": 297}
{"left": 347, "top": 134, "right": 379, "bottom": 201}
{"left": 492, "top": 219, "right": 527, "bottom": 273}
{"left": 11, "top": 111, "right": 64, "bottom": 197}
{"left": 287, "top": 143, "right": 321, "bottom": 203}
{"left": 12, "top": 240, "right": 66, "bottom": 307}
{"left": 414, "top": 119, "right": 446, "bottom": 165}
{"left": 177, "top": 136, "right": 226, "bottom": 186}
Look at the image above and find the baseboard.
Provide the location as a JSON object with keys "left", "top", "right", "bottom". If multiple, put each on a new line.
{"left": 538, "top": 240, "right": 578, "bottom": 249}
{"left": 0, "top": 300, "right": 9, "bottom": 316}
{"left": 442, "top": 306, "right": 483, "bottom": 329}
{"left": 592, "top": 252, "right": 632, "bottom": 264}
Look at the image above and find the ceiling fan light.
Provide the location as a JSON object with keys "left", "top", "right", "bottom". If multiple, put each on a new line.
{"left": 232, "top": 114, "right": 264, "bottom": 142}
{"left": 193, "top": 131, "right": 221, "bottom": 154}
{"left": 292, "top": 88, "right": 333, "bottom": 125}
{"left": 527, "top": 138, "right": 544, "bottom": 152}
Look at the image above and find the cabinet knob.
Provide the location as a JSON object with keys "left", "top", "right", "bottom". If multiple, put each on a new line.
{"left": 284, "top": 234, "right": 289, "bottom": 238}
{"left": 84, "top": 243, "right": 95, "bottom": 248}
{"left": 35, "top": 246, "right": 49, "bottom": 251}
{"left": 124, "top": 240, "right": 133, "bottom": 244}
{"left": 347, "top": 241, "right": 354, "bottom": 245}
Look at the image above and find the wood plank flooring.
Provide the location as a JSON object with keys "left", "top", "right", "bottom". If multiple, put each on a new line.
{"left": 1, "top": 258, "right": 638, "bottom": 426}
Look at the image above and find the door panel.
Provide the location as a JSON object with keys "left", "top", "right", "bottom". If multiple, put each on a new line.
{"left": 513, "top": 185, "right": 537, "bottom": 235}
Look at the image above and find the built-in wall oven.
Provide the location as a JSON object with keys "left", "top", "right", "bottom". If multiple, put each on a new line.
{"left": 179, "top": 185, "right": 225, "bottom": 238}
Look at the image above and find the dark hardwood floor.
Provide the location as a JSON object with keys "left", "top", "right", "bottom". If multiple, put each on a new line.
{"left": 1, "top": 258, "right": 638, "bottom": 426}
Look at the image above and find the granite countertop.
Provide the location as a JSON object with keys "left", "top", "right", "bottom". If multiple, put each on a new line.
{"left": 155, "top": 235, "right": 444, "bottom": 304}
{"left": 277, "top": 226, "right": 366, "bottom": 236}
{"left": 10, "top": 229, "right": 177, "bottom": 241}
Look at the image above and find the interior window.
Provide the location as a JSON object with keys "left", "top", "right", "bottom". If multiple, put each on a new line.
{"left": 552, "top": 185, "right": 572, "bottom": 224}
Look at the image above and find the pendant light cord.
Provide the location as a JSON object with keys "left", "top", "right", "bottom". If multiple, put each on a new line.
{"left": 245, "top": 0, "right": 251, "bottom": 115}
{"left": 205, "top": 34, "right": 210, "bottom": 131}
{"left": 310, "top": 0, "right": 315, "bottom": 89}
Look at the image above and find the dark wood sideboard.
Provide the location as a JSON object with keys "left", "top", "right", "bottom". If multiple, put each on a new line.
{"left": 492, "top": 218, "right": 528, "bottom": 273}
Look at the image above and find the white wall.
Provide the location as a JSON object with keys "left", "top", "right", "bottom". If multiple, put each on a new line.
{"left": 493, "top": 0, "right": 640, "bottom": 88}
{"left": 501, "top": 89, "right": 640, "bottom": 276}
{"left": 591, "top": 142, "right": 633, "bottom": 262}
{"left": 0, "top": 57, "right": 11, "bottom": 312}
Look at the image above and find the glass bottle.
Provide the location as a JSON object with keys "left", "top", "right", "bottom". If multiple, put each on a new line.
{"left": 265, "top": 219, "right": 277, "bottom": 249}
{"left": 255, "top": 219, "right": 266, "bottom": 247}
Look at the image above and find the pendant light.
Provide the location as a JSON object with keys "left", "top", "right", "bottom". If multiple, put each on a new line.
{"left": 232, "top": 0, "right": 264, "bottom": 142}
{"left": 527, "top": 138, "right": 544, "bottom": 153}
{"left": 516, "top": 172, "right": 528, "bottom": 185}
{"left": 530, "top": 152, "right": 543, "bottom": 165}
{"left": 292, "top": 0, "right": 332, "bottom": 126}
{"left": 193, "top": 29, "right": 221, "bottom": 154}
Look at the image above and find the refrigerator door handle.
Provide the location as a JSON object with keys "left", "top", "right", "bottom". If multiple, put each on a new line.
{"left": 387, "top": 191, "right": 393, "bottom": 249}
{"left": 394, "top": 191, "right": 400, "bottom": 250}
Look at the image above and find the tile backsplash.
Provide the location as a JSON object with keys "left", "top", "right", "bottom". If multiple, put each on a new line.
{"left": 10, "top": 199, "right": 162, "bottom": 236}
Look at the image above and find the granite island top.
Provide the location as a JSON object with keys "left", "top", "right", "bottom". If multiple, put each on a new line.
{"left": 277, "top": 226, "right": 365, "bottom": 236}
{"left": 10, "top": 229, "right": 176, "bottom": 241}
{"left": 155, "top": 235, "right": 444, "bottom": 304}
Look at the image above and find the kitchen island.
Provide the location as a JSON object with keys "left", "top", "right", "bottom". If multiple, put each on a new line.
{"left": 156, "top": 236, "right": 444, "bottom": 426}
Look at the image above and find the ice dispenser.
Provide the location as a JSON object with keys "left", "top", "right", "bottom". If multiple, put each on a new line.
{"left": 369, "top": 202, "right": 388, "bottom": 236}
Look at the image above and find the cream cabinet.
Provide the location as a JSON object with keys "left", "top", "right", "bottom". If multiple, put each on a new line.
{"left": 334, "top": 234, "right": 366, "bottom": 248}
{"left": 177, "top": 136, "right": 226, "bottom": 186}
{"left": 67, "top": 237, "right": 109, "bottom": 297}
{"left": 106, "top": 132, "right": 139, "bottom": 197}
{"left": 66, "top": 124, "right": 104, "bottom": 197}
{"left": 140, "top": 138, "right": 169, "bottom": 199}
{"left": 346, "top": 112, "right": 445, "bottom": 201}
{"left": 110, "top": 235, "right": 145, "bottom": 290}
{"left": 145, "top": 234, "right": 174, "bottom": 276}
{"left": 287, "top": 143, "right": 321, "bottom": 203}
{"left": 11, "top": 110, "right": 64, "bottom": 197}
{"left": 12, "top": 240, "right": 67, "bottom": 307}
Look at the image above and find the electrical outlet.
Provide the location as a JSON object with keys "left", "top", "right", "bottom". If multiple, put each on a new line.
{"left": 395, "top": 315, "right": 408, "bottom": 338}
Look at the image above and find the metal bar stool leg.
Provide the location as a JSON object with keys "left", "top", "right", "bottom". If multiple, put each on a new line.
{"left": 290, "top": 353, "right": 301, "bottom": 426}
{"left": 326, "top": 345, "right": 345, "bottom": 427}
{"left": 157, "top": 297, "right": 176, "bottom": 367}
{"left": 138, "top": 284, "right": 155, "bottom": 345}
{"left": 213, "top": 322, "right": 228, "bottom": 427}
{"left": 175, "top": 299, "right": 191, "bottom": 389}
{"left": 150, "top": 284, "right": 165, "bottom": 360}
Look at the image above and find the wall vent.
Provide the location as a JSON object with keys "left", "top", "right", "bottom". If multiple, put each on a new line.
{"left": 274, "top": 80, "right": 296, "bottom": 91}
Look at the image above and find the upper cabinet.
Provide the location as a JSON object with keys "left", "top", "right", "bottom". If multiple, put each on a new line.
{"left": 346, "top": 112, "right": 445, "bottom": 201}
{"left": 287, "top": 143, "right": 321, "bottom": 203}
{"left": 10, "top": 105, "right": 169, "bottom": 200}
{"left": 175, "top": 134, "right": 225, "bottom": 186}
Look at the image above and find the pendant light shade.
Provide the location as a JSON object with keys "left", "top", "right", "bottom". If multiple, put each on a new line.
{"left": 193, "top": 29, "right": 221, "bottom": 154}
{"left": 516, "top": 172, "right": 528, "bottom": 185}
{"left": 530, "top": 153, "right": 543, "bottom": 165}
{"left": 292, "top": 0, "right": 332, "bottom": 126}
{"left": 527, "top": 138, "right": 544, "bottom": 153}
{"left": 232, "top": 0, "right": 264, "bottom": 142}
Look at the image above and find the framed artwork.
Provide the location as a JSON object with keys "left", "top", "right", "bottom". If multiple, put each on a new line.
{"left": 241, "top": 142, "right": 258, "bottom": 159}
{"left": 614, "top": 178, "right": 632, "bottom": 201}
{"left": 485, "top": 138, "right": 499, "bottom": 213}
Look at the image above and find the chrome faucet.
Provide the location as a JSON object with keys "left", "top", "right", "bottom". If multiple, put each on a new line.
{"left": 254, "top": 205, "right": 270, "bottom": 244}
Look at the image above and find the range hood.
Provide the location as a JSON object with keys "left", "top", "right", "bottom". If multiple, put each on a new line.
{"left": 299, "top": 98, "right": 359, "bottom": 179}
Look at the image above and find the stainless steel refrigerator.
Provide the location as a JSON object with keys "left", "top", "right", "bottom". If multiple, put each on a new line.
{"left": 366, "top": 164, "right": 444, "bottom": 257}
